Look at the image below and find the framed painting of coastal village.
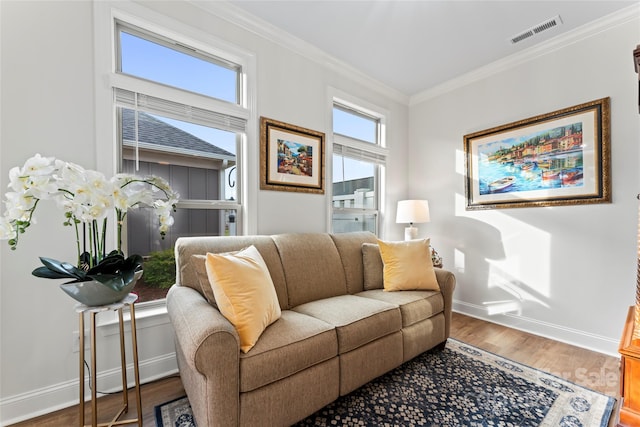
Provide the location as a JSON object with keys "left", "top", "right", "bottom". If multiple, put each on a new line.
{"left": 464, "top": 97, "right": 610, "bottom": 210}
{"left": 260, "top": 117, "right": 325, "bottom": 194}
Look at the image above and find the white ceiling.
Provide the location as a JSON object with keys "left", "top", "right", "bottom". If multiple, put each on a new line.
{"left": 227, "top": 0, "right": 638, "bottom": 96}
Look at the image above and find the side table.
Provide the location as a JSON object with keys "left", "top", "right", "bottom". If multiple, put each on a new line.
{"left": 618, "top": 306, "right": 640, "bottom": 426}
{"left": 76, "top": 293, "right": 142, "bottom": 427}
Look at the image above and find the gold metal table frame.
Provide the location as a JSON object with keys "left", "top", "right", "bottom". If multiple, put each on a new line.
{"left": 76, "top": 293, "right": 142, "bottom": 427}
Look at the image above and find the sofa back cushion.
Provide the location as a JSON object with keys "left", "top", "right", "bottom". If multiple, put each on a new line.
{"left": 175, "top": 236, "right": 290, "bottom": 310}
{"left": 272, "top": 233, "right": 348, "bottom": 307}
{"left": 330, "top": 232, "right": 378, "bottom": 294}
{"left": 361, "top": 242, "right": 384, "bottom": 290}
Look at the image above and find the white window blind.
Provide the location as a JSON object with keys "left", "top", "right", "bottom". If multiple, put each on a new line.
{"left": 333, "top": 134, "right": 388, "bottom": 166}
{"left": 114, "top": 88, "right": 247, "bottom": 134}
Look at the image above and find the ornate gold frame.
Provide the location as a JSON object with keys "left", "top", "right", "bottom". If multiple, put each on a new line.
{"left": 260, "top": 117, "right": 325, "bottom": 194}
{"left": 464, "top": 97, "right": 610, "bottom": 210}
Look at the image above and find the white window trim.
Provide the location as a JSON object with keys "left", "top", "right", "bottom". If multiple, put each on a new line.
{"left": 93, "top": 0, "right": 257, "bottom": 324}
{"left": 332, "top": 91, "right": 388, "bottom": 150}
{"left": 328, "top": 88, "right": 389, "bottom": 236}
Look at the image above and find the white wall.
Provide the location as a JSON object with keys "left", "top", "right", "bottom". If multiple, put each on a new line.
{"left": 408, "top": 7, "right": 640, "bottom": 356}
{"left": 0, "top": 0, "right": 409, "bottom": 423}
{"left": 141, "top": 0, "right": 410, "bottom": 237}
{"left": 3, "top": 0, "right": 636, "bottom": 423}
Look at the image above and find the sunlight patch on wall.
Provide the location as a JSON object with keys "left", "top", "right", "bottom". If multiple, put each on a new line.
{"left": 483, "top": 260, "right": 551, "bottom": 315}
{"left": 454, "top": 193, "right": 552, "bottom": 303}
{"left": 489, "top": 225, "right": 551, "bottom": 298}
{"left": 483, "top": 299, "right": 522, "bottom": 316}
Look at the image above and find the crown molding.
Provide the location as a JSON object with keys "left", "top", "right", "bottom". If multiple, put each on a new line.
{"left": 182, "top": 1, "right": 638, "bottom": 107}
{"left": 409, "top": 3, "right": 640, "bottom": 106}
{"left": 186, "top": 0, "right": 410, "bottom": 105}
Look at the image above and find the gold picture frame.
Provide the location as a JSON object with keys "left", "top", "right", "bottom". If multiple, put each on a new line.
{"left": 260, "top": 117, "right": 325, "bottom": 194}
{"left": 464, "top": 97, "right": 611, "bottom": 210}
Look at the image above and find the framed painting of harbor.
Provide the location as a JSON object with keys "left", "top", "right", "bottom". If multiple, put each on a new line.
{"left": 464, "top": 97, "right": 610, "bottom": 210}
{"left": 260, "top": 117, "right": 325, "bottom": 194}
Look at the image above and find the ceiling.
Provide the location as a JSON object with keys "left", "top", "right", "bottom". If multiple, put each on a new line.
{"left": 227, "top": 1, "right": 638, "bottom": 96}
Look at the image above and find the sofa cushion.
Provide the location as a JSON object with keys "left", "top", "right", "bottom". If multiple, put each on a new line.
{"left": 239, "top": 310, "right": 337, "bottom": 392}
{"left": 272, "top": 233, "right": 348, "bottom": 307}
{"left": 362, "top": 243, "right": 384, "bottom": 290}
{"left": 330, "top": 231, "right": 378, "bottom": 294}
{"left": 356, "top": 289, "right": 444, "bottom": 327}
{"left": 205, "top": 246, "right": 281, "bottom": 353}
{"left": 377, "top": 238, "right": 439, "bottom": 292}
{"left": 293, "top": 295, "right": 401, "bottom": 353}
{"left": 191, "top": 254, "right": 217, "bottom": 307}
{"left": 176, "top": 236, "right": 290, "bottom": 310}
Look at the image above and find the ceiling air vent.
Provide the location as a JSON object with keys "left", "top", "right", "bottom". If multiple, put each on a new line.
{"left": 510, "top": 15, "right": 563, "bottom": 44}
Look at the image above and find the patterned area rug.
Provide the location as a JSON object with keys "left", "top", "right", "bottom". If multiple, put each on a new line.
{"left": 155, "top": 339, "right": 615, "bottom": 427}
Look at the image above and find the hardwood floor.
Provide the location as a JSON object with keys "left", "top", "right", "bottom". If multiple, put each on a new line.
{"left": 9, "top": 375, "right": 185, "bottom": 427}
{"left": 450, "top": 312, "right": 620, "bottom": 397}
{"left": 450, "top": 312, "right": 621, "bottom": 426}
{"left": 10, "top": 312, "right": 621, "bottom": 426}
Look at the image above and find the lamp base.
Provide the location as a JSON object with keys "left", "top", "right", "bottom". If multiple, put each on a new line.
{"left": 404, "top": 226, "right": 418, "bottom": 241}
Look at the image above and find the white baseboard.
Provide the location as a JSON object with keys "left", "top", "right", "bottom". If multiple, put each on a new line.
{"left": 453, "top": 300, "right": 619, "bottom": 357}
{"left": 0, "top": 352, "right": 178, "bottom": 426}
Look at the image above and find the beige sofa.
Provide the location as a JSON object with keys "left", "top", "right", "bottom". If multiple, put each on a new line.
{"left": 166, "top": 231, "right": 456, "bottom": 426}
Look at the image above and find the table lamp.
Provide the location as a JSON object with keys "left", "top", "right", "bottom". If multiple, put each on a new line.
{"left": 396, "top": 200, "right": 430, "bottom": 241}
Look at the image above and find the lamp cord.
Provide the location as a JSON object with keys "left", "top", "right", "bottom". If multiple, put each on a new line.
{"left": 82, "top": 359, "right": 127, "bottom": 395}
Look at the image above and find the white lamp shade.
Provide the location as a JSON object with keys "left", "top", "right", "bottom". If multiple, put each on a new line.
{"left": 396, "top": 200, "right": 430, "bottom": 224}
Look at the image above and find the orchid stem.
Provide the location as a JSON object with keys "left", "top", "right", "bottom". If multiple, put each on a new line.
{"left": 101, "top": 217, "right": 107, "bottom": 260}
{"left": 87, "top": 227, "right": 94, "bottom": 268}
{"left": 92, "top": 221, "right": 98, "bottom": 266}
{"left": 117, "top": 210, "right": 124, "bottom": 255}
{"left": 74, "top": 218, "right": 81, "bottom": 266}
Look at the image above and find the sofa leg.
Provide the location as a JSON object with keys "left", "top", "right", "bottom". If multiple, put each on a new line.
{"left": 432, "top": 340, "right": 447, "bottom": 352}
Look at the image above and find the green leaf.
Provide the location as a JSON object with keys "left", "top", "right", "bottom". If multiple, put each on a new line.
{"left": 32, "top": 253, "right": 142, "bottom": 292}
{"left": 87, "top": 253, "right": 125, "bottom": 276}
{"left": 125, "top": 254, "right": 143, "bottom": 270}
{"left": 83, "top": 252, "right": 142, "bottom": 291}
{"left": 121, "top": 254, "right": 143, "bottom": 284}
{"left": 34, "top": 257, "right": 86, "bottom": 280}
{"left": 32, "top": 266, "right": 74, "bottom": 279}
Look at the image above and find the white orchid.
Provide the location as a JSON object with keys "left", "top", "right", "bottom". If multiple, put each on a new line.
{"left": 154, "top": 199, "right": 177, "bottom": 235}
{"left": 111, "top": 174, "right": 156, "bottom": 211}
{"left": 1, "top": 154, "right": 179, "bottom": 269}
{"left": 4, "top": 191, "right": 36, "bottom": 220}
{"left": 22, "top": 153, "right": 57, "bottom": 175}
{"left": 0, "top": 215, "right": 16, "bottom": 240}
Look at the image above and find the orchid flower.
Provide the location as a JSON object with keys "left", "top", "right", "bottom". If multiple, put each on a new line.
{"left": 1, "top": 154, "right": 179, "bottom": 271}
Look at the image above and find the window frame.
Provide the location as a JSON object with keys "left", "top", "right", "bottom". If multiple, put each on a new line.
{"left": 93, "top": 1, "right": 257, "bottom": 319}
{"left": 116, "top": 22, "right": 242, "bottom": 105}
{"left": 329, "top": 91, "right": 388, "bottom": 236}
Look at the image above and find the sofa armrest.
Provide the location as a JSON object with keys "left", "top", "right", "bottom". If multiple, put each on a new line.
{"left": 434, "top": 268, "right": 456, "bottom": 339}
{"left": 166, "top": 285, "right": 240, "bottom": 426}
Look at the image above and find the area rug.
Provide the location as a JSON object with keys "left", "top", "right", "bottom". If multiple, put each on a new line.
{"left": 155, "top": 339, "right": 615, "bottom": 427}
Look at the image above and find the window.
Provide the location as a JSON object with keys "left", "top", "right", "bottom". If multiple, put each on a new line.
{"left": 332, "top": 102, "right": 387, "bottom": 235}
{"left": 118, "top": 27, "right": 239, "bottom": 103}
{"left": 113, "top": 21, "right": 249, "bottom": 303}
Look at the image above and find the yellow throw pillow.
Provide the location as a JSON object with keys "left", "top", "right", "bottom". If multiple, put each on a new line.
{"left": 377, "top": 238, "right": 440, "bottom": 292}
{"left": 205, "top": 245, "right": 281, "bottom": 353}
